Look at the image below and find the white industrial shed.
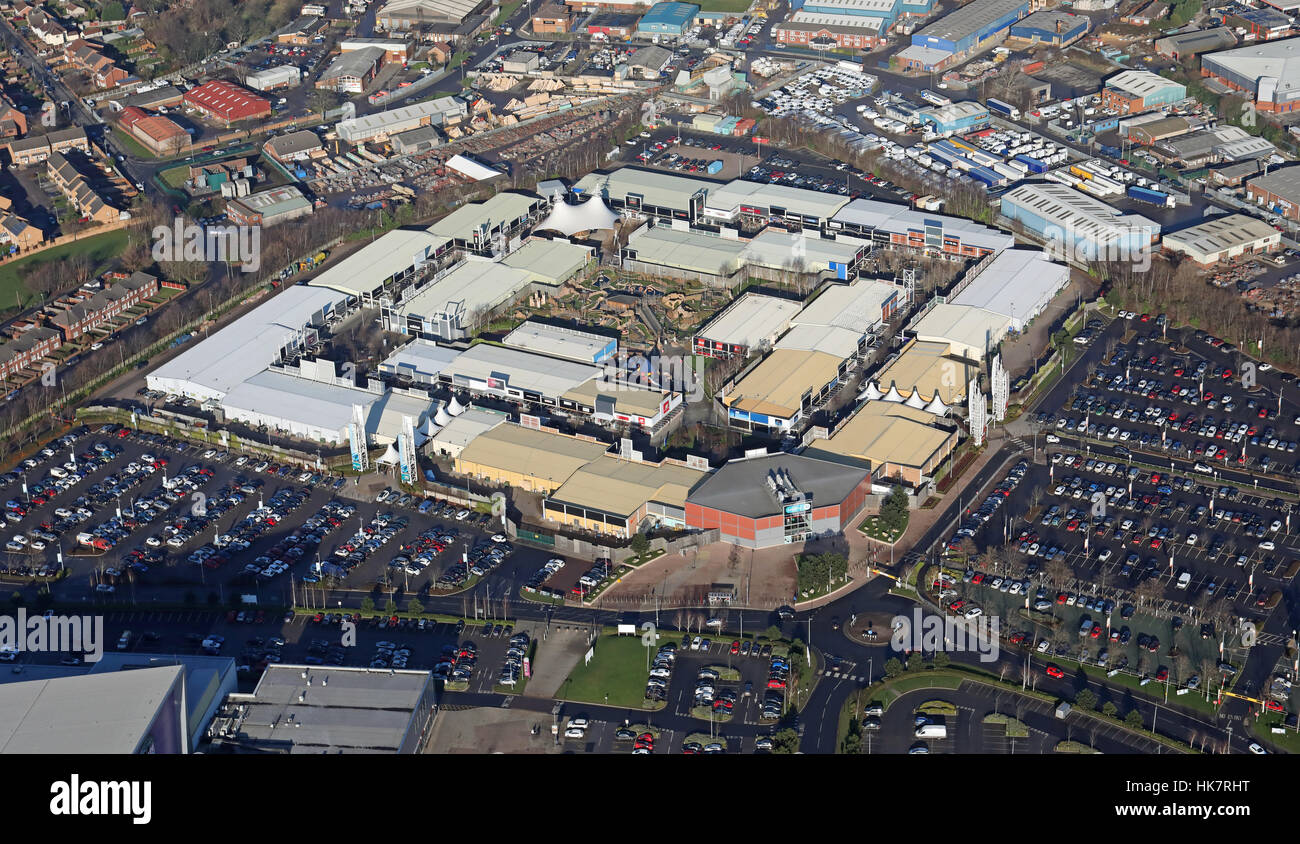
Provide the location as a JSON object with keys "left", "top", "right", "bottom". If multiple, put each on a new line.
{"left": 447, "top": 154, "right": 504, "bottom": 181}
{"left": 1162, "top": 214, "right": 1281, "bottom": 265}
{"left": 308, "top": 228, "right": 450, "bottom": 304}
{"left": 146, "top": 285, "right": 347, "bottom": 403}
{"left": 950, "top": 248, "right": 1069, "bottom": 331}
{"left": 626, "top": 225, "right": 748, "bottom": 276}
{"left": 694, "top": 292, "right": 804, "bottom": 355}
{"left": 910, "top": 301, "right": 1014, "bottom": 361}
{"left": 791, "top": 277, "right": 899, "bottom": 335}
{"left": 220, "top": 368, "right": 435, "bottom": 444}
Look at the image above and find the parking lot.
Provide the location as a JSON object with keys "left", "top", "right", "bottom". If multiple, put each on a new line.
{"left": 0, "top": 423, "right": 564, "bottom": 608}
{"left": 939, "top": 318, "right": 1300, "bottom": 689}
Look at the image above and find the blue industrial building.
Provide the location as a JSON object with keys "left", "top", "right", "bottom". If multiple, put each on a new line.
{"left": 999, "top": 182, "right": 1160, "bottom": 261}
{"left": 1007, "top": 10, "right": 1088, "bottom": 46}
{"left": 918, "top": 101, "right": 990, "bottom": 136}
{"left": 902, "top": 0, "right": 1029, "bottom": 70}
{"left": 636, "top": 1, "right": 700, "bottom": 36}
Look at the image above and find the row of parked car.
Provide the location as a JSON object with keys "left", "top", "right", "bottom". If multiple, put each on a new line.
{"left": 499, "top": 630, "right": 530, "bottom": 687}
{"left": 179, "top": 485, "right": 311, "bottom": 578}
{"left": 946, "top": 460, "right": 1029, "bottom": 551}
{"left": 646, "top": 642, "right": 676, "bottom": 704}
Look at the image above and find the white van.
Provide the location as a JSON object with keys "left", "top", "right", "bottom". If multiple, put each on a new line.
{"left": 1176, "top": 571, "right": 1191, "bottom": 590}
{"left": 915, "top": 724, "right": 947, "bottom": 739}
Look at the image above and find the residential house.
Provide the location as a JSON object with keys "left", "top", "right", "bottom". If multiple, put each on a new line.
{"left": 0, "top": 326, "right": 61, "bottom": 381}
{"left": 47, "top": 272, "right": 158, "bottom": 341}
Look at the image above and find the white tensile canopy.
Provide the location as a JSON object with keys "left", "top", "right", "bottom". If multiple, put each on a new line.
{"left": 883, "top": 384, "right": 904, "bottom": 403}
{"left": 924, "top": 394, "right": 950, "bottom": 416}
{"left": 904, "top": 389, "right": 928, "bottom": 410}
{"left": 434, "top": 405, "right": 452, "bottom": 426}
{"left": 423, "top": 416, "right": 441, "bottom": 438}
{"left": 447, "top": 395, "right": 466, "bottom": 416}
{"left": 376, "top": 443, "right": 400, "bottom": 464}
{"left": 862, "top": 381, "right": 884, "bottom": 401}
{"left": 536, "top": 195, "right": 620, "bottom": 236}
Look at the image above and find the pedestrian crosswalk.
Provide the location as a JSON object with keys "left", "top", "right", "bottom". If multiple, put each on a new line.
{"left": 817, "top": 670, "right": 865, "bottom": 681}
{"left": 1007, "top": 436, "right": 1032, "bottom": 454}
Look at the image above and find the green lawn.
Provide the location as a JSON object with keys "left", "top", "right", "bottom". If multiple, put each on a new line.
{"left": 859, "top": 514, "right": 907, "bottom": 542}
{"left": 0, "top": 228, "right": 130, "bottom": 317}
{"left": 112, "top": 126, "right": 160, "bottom": 160}
{"left": 560, "top": 634, "right": 660, "bottom": 709}
{"left": 1252, "top": 713, "right": 1300, "bottom": 754}
{"left": 159, "top": 164, "right": 191, "bottom": 190}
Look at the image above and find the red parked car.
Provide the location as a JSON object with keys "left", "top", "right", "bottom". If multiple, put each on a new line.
{"left": 1045, "top": 665, "right": 1065, "bottom": 679}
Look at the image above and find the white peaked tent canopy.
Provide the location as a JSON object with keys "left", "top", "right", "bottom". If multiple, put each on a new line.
{"left": 924, "top": 394, "right": 950, "bottom": 416}
{"left": 863, "top": 381, "right": 884, "bottom": 401}
{"left": 434, "top": 405, "right": 452, "bottom": 426}
{"left": 447, "top": 395, "right": 466, "bottom": 416}
{"left": 883, "top": 384, "right": 904, "bottom": 403}
{"left": 904, "top": 389, "right": 928, "bottom": 410}
{"left": 423, "top": 415, "right": 441, "bottom": 438}
{"left": 537, "top": 195, "right": 620, "bottom": 236}
{"left": 377, "top": 443, "right": 400, "bottom": 464}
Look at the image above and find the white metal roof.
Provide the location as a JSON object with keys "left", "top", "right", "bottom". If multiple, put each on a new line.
{"left": 1202, "top": 35, "right": 1300, "bottom": 99}
{"left": 308, "top": 229, "right": 449, "bottom": 298}
{"left": 238, "top": 665, "right": 430, "bottom": 753}
{"left": 221, "top": 368, "right": 433, "bottom": 442}
{"left": 774, "top": 322, "right": 863, "bottom": 358}
{"left": 397, "top": 259, "right": 533, "bottom": 321}
{"left": 786, "top": 10, "right": 885, "bottom": 30}
{"left": 447, "top": 153, "right": 503, "bottom": 181}
{"left": 1163, "top": 213, "right": 1281, "bottom": 259}
{"left": 626, "top": 225, "right": 748, "bottom": 275}
{"left": 910, "top": 301, "right": 1014, "bottom": 359}
{"left": 503, "top": 320, "right": 617, "bottom": 363}
{"left": 1000, "top": 182, "right": 1161, "bottom": 248}
{"left": 147, "top": 285, "right": 347, "bottom": 401}
{"left": 950, "top": 248, "right": 1069, "bottom": 328}
{"left": 379, "top": 338, "right": 462, "bottom": 380}
{"left": 573, "top": 168, "right": 712, "bottom": 212}
{"left": 703, "top": 180, "right": 851, "bottom": 221}
{"left": 499, "top": 238, "right": 592, "bottom": 284}
{"left": 0, "top": 665, "right": 183, "bottom": 754}
{"left": 427, "top": 192, "right": 539, "bottom": 241}
{"left": 443, "top": 343, "right": 601, "bottom": 398}
{"left": 742, "top": 229, "right": 862, "bottom": 273}
{"left": 378, "top": 0, "right": 484, "bottom": 22}
{"left": 1105, "top": 69, "right": 1182, "bottom": 98}
{"left": 696, "top": 292, "right": 803, "bottom": 348}
{"left": 792, "top": 277, "right": 896, "bottom": 332}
